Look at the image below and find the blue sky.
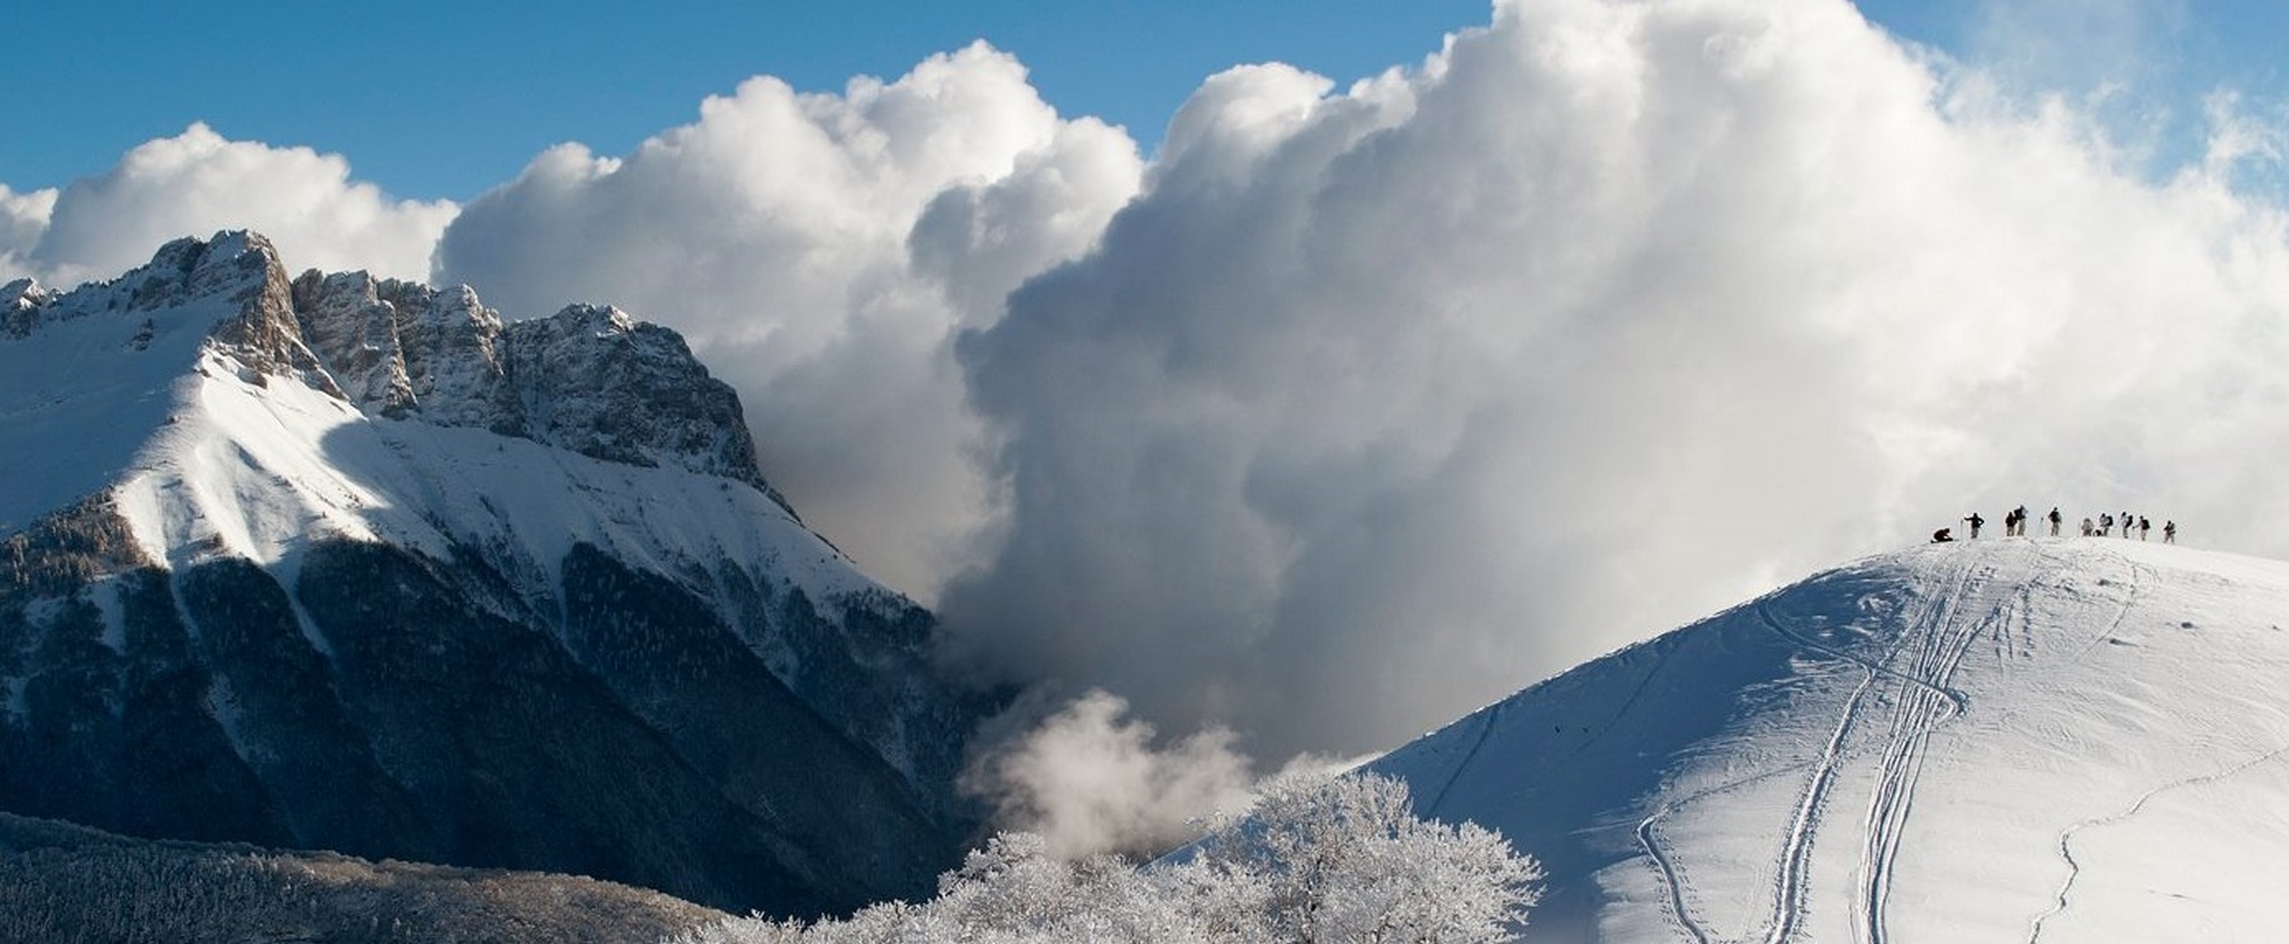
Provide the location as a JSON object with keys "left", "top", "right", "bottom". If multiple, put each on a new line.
{"left": 9, "top": 0, "right": 2283, "bottom": 201}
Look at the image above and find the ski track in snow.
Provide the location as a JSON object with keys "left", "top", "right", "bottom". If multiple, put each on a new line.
{"left": 2024, "top": 744, "right": 2289, "bottom": 944}
{"left": 1635, "top": 604, "right": 1886, "bottom": 944}
{"left": 1842, "top": 554, "right": 1994, "bottom": 944}
{"left": 2061, "top": 548, "right": 2156, "bottom": 667}
{"left": 1640, "top": 548, "right": 2025, "bottom": 944}
{"left": 1637, "top": 760, "right": 1830, "bottom": 944}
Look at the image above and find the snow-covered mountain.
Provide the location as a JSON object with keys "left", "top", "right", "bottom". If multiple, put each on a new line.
{"left": 1375, "top": 537, "right": 2289, "bottom": 942}
{"left": 0, "top": 232, "right": 997, "bottom": 915}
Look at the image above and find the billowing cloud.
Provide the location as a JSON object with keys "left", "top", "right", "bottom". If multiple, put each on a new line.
{"left": 437, "top": 42, "right": 1144, "bottom": 600}
{"left": 963, "top": 690, "right": 1258, "bottom": 859}
{"left": 3, "top": 123, "right": 453, "bottom": 287}
{"left": 938, "top": 0, "right": 2289, "bottom": 761}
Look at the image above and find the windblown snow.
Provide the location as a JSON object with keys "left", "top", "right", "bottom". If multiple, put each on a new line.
{"left": 1375, "top": 538, "right": 2289, "bottom": 942}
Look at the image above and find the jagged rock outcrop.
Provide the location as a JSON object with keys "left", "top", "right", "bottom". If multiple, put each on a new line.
{"left": 0, "top": 232, "right": 994, "bottom": 917}
{"left": 288, "top": 269, "right": 791, "bottom": 512}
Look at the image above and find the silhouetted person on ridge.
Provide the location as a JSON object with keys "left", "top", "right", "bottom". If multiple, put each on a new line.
{"left": 1932, "top": 527, "right": 1955, "bottom": 543}
{"left": 2164, "top": 520, "right": 2177, "bottom": 544}
{"left": 2138, "top": 516, "right": 2151, "bottom": 540}
{"left": 2122, "top": 510, "right": 2133, "bottom": 538}
{"left": 1965, "top": 512, "right": 1984, "bottom": 539}
{"left": 2081, "top": 517, "right": 2095, "bottom": 537}
{"left": 2099, "top": 513, "right": 2114, "bottom": 537}
{"left": 2047, "top": 507, "right": 2063, "bottom": 536}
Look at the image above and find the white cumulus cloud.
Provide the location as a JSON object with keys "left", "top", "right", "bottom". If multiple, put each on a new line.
{"left": 3, "top": 123, "right": 453, "bottom": 287}
{"left": 437, "top": 42, "right": 1144, "bottom": 601}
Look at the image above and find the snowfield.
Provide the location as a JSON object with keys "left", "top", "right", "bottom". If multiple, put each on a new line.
{"left": 1375, "top": 538, "right": 2289, "bottom": 943}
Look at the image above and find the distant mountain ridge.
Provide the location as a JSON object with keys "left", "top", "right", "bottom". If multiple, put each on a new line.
{"left": 0, "top": 232, "right": 996, "bottom": 915}
{"left": 1373, "top": 538, "right": 2289, "bottom": 942}
{"left": 0, "top": 811, "right": 726, "bottom": 943}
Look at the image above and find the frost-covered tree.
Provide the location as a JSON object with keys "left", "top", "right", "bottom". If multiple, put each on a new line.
{"left": 675, "top": 772, "right": 1539, "bottom": 944}
{"left": 1172, "top": 772, "right": 1542, "bottom": 944}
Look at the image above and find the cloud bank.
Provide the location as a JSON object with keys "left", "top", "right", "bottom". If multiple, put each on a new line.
{"left": 10, "top": 0, "right": 2289, "bottom": 793}
{"left": 0, "top": 123, "right": 452, "bottom": 287}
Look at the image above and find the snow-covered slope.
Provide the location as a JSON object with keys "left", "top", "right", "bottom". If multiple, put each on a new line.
{"left": 1374, "top": 538, "right": 2289, "bottom": 943}
{"left": 0, "top": 232, "right": 995, "bottom": 916}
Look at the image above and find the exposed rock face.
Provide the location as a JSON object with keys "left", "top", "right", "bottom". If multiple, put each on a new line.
{"left": 290, "top": 268, "right": 791, "bottom": 512}
{"left": 0, "top": 232, "right": 993, "bottom": 916}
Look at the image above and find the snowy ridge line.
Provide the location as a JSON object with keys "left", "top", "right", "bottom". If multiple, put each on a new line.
{"left": 1557, "top": 649, "right": 1671, "bottom": 767}
{"left": 1424, "top": 642, "right": 1677, "bottom": 817}
{"left": 1424, "top": 701, "right": 1505, "bottom": 815}
{"left": 2025, "top": 742, "right": 2289, "bottom": 944}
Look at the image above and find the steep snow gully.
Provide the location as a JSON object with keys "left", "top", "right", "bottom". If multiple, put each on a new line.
{"left": 1374, "top": 538, "right": 2289, "bottom": 942}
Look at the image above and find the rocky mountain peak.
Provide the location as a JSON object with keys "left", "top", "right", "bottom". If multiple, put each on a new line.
{"left": 287, "top": 262, "right": 791, "bottom": 514}
{"left": 2, "top": 231, "right": 286, "bottom": 338}
{"left": 2, "top": 230, "right": 784, "bottom": 510}
{"left": 498, "top": 302, "right": 786, "bottom": 508}
{"left": 0, "top": 278, "right": 47, "bottom": 338}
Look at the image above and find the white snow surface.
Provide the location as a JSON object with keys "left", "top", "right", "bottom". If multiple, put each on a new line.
{"left": 103, "top": 345, "right": 871, "bottom": 603}
{"left": 1373, "top": 538, "right": 2289, "bottom": 943}
{"left": 0, "top": 273, "right": 230, "bottom": 536}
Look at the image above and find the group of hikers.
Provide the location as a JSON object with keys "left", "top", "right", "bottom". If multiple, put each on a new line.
{"left": 1934, "top": 505, "right": 2176, "bottom": 545}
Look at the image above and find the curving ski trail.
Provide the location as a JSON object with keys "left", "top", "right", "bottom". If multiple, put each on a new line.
{"left": 1636, "top": 584, "right": 1913, "bottom": 944}
{"left": 1846, "top": 554, "right": 1997, "bottom": 944}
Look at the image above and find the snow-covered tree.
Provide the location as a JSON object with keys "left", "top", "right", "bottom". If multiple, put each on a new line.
{"left": 675, "top": 772, "right": 1539, "bottom": 944}
{"left": 1173, "top": 771, "right": 1542, "bottom": 944}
